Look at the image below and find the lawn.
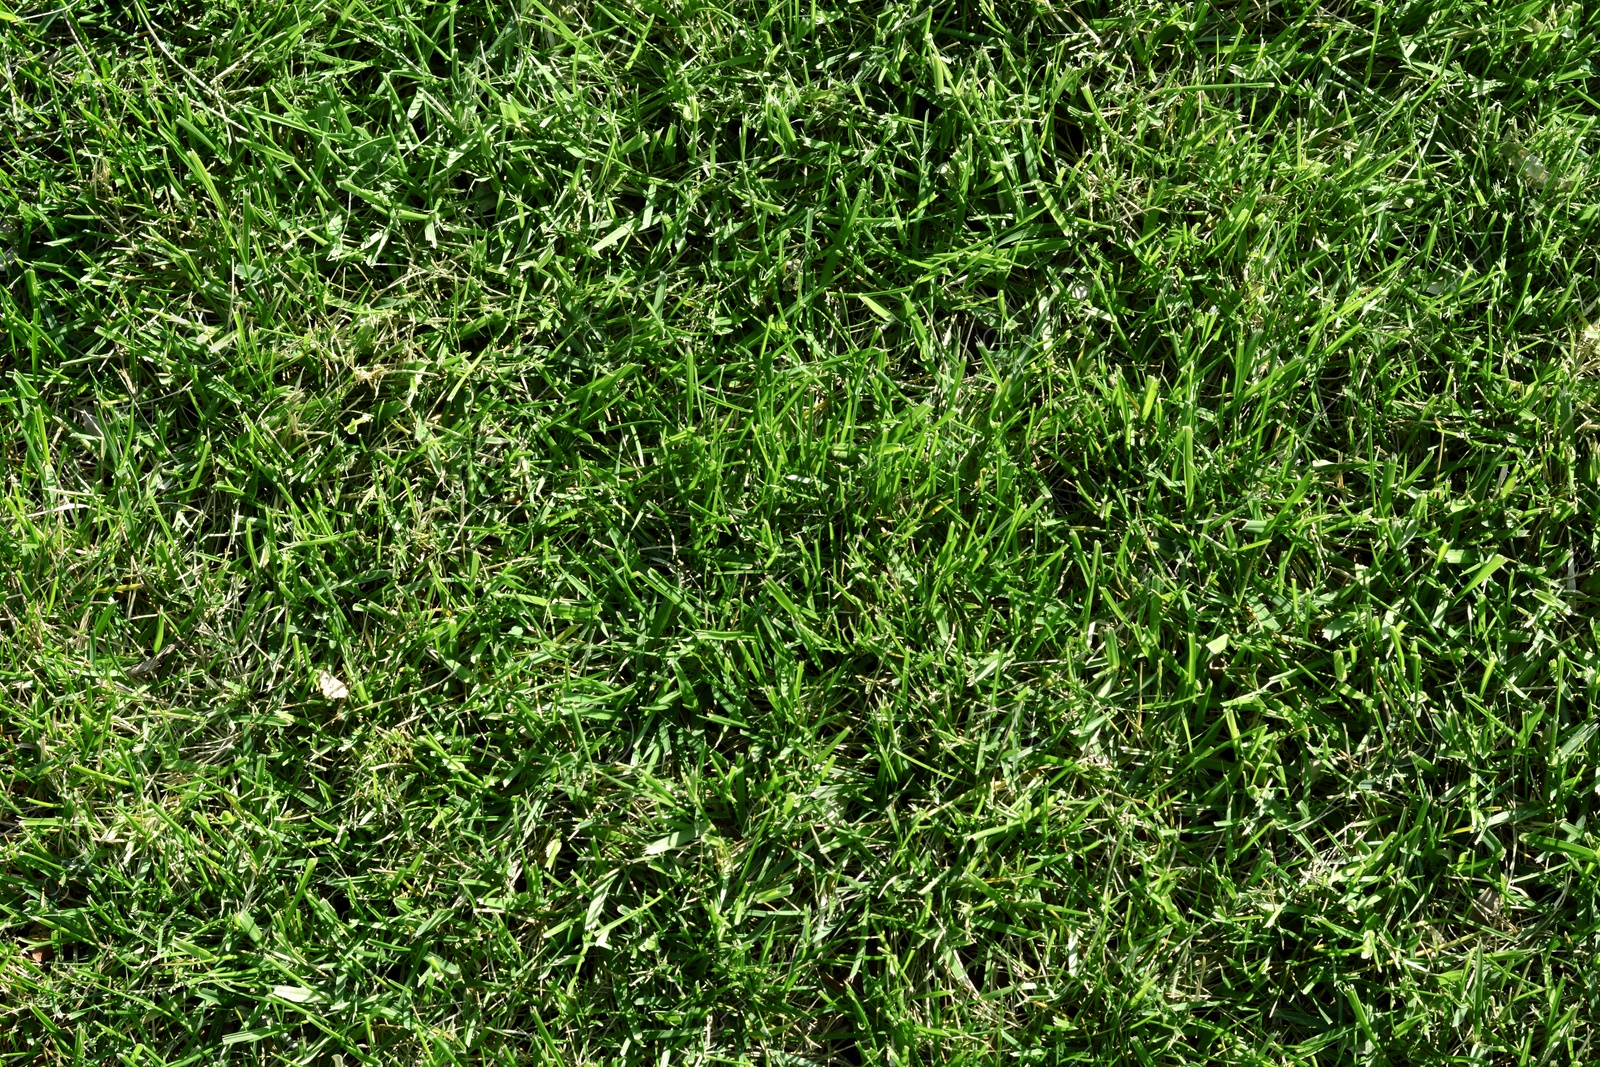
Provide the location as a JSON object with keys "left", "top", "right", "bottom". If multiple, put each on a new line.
{"left": 3, "top": 0, "right": 1600, "bottom": 1062}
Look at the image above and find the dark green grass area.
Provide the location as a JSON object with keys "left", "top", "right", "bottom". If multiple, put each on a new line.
{"left": 5, "top": 0, "right": 1600, "bottom": 1061}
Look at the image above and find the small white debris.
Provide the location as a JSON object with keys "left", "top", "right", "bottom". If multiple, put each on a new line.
{"left": 318, "top": 670, "right": 349, "bottom": 700}
{"left": 1512, "top": 146, "right": 1571, "bottom": 192}
{"left": 1517, "top": 149, "right": 1551, "bottom": 188}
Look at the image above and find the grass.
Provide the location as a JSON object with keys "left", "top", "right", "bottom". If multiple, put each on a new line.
{"left": 3, "top": 0, "right": 1600, "bottom": 1062}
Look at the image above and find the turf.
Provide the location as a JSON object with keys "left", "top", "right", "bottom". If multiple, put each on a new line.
{"left": 3, "top": 0, "right": 1600, "bottom": 1062}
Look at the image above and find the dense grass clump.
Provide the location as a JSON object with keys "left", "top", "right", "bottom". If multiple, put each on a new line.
{"left": 4, "top": 0, "right": 1600, "bottom": 1062}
